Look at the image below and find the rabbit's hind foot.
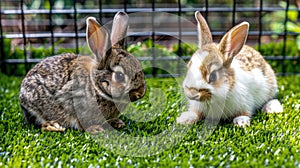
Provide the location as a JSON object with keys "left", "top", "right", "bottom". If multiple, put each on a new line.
{"left": 41, "top": 121, "right": 66, "bottom": 132}
{"left": 262, "top": 99, "right": 283, "bottom": 113}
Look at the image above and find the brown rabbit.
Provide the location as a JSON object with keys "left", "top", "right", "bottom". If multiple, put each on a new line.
{"left": 19, "top": 12, "right": 146, "bottom": 133}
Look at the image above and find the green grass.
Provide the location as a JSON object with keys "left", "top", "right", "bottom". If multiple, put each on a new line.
{"left": 0, "top": 73, "right": 300, "bottom": 167}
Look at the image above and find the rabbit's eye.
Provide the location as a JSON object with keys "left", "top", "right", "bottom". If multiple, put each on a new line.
{"left": 114, "top": 71, "right": 125, "bottom": 83}
{"left": 209, "top": 71, "right": 217, "bottom": 83}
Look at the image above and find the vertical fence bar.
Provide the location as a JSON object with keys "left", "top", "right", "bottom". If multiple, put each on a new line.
{"left": 177, "top": 0, "right": 182, "bottom": 76}
{"left": 124, "top": 0, "right": 128, "bottom": 48}
{"left": 49, "top": 0, "right": 55, "bottom": 55}
{"left": 21, "top": 0, "right": 29, "bottom": 72}
{"left": 282, "top": 0, "right": 290, "bottom": 76}
{"left": 98, "top": 0, "right": 102, "bottom": 23}
{"left": 258, "top": 0, "right": 263, "bottom": 52}
{"left": 0, "top": 1, "right": 6, "bottom": 73}
{"left": 73, "top": 1, "right": 79, "bottom": 54}
{"left": 204, "top": 0, "right": 208, "bottom": 20}
{"left": 232, "top": 0, "right": 236, "bottom": 26}
{"left": 151, "top": 0, "right": 156, "bottom": 77}
{"left": 124, "top": 0, "right": 127, "bottom": 13}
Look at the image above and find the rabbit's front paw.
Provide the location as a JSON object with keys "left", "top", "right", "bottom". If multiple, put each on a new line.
{"left": 42, "top": 121, "right": 66, "bottom": 132}
{"left": 109, "top": 118, "right": 125, "bottom": 129}
{"left": 233, "top": 116, "right": 250, "bottom": 128}
{"left": 176, "top": 111, "right": 200, "bottom": 124}
{"left": 263, "top": 99, "right": 283, "bottom": 113}
{"left": 86, "top": 125, "right": 105, "bottom": 134}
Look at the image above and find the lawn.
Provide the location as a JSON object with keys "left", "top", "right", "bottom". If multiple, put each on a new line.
{"left": 0, "top": 72, "right": 299, "bottom": 167}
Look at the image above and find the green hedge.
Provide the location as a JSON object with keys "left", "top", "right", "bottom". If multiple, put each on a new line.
{"left": 1, "top": 38, "right": 299, "bottom": 76}
{"left": 255, "top": 40, "right": 300, "bottom": 74}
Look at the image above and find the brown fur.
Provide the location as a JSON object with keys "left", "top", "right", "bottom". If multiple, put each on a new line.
{"left": 198, "top": 44, "right": 223, "bottom": 82}
{"left": 196, "top": 44, "right": 236, "bottom": 91}
{"left": 199, "top": 89, "right": 212, "bottom": 102}
{"left": 20, "top": 51, "right": 145, "bottom": 132}
{"left": 234, "top": 45, "right": 276, "bottom": 95}
{"left": 223, "top": 67, "right": 235, "bottom": 91}
{"left": 195, "top": 11, "right": 213, "bottom": 48}
{"left": 19, "top": 12, "right": 146, "bottom": 133}
{"left": 199, "top": 63, "right": 209, "bottom": 83}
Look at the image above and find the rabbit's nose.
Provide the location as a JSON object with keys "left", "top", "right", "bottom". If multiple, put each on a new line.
{"left": 185, "top": 87, "right": 212, "bottom": 102}
{"left": 129, "top": 83, "right": 146, "bottom": 102}
{"left": 129, "top": 91, "right": 141, "bottom": 102}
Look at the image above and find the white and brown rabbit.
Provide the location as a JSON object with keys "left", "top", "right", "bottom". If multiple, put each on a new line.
{"left": 19, "top": 12, "right": 146, "bottom": 133}
{"left": 176, "top": 11, "right": 283, "bottom": 127}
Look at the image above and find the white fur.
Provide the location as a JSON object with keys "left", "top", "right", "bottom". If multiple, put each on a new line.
{"left": 176, "top": 111, "right": 199, "bottom": 124}
{"left": 183, "top": 51, "right": 209, "bottom": 90}
{"left": 233, "top": 116, "right": 250, "bottom": 127}
{"left": 178, "top": 57, "right": 278, "bottom": 127}
{"left": 177, "top": 11, "right": 281, "bottom": 128}
{"left": 262, "top": 99, "right": 283, "bottom": 113}
{"left": 229, "top": 60, "right": 271, "bottom": 114}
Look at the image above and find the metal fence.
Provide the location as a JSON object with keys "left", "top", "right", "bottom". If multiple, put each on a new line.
{"left": 0, "top": 0, "right": 299, "bottom": 77}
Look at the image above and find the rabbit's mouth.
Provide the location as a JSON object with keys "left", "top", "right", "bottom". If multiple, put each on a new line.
{"left": 129, "top": 84, "right": 146, "bottom": 102}
{"left": 98, "top": 81, "right": 132, "bottom": 103}
{"left": 185, "top": 87, "right": 212, "bottom": 102}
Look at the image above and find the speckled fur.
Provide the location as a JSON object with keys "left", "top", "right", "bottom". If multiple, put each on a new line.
{"left": 19, "top": 12, "right": 146, "bottom": 132}
{"left": 234, "top": 45, "right": 276, "bottom": 97}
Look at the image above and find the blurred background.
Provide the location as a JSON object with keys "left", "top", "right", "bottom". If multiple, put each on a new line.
{"left": 0, "top": 0, "right": 299, "bottom": 76}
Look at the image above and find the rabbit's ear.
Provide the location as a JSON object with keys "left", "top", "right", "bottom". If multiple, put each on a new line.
{"left": 195, "top": 11, "right": 213, "bottom": 48}
{"left": 111, "top": 11, "right": 129, "bottom": 49}
{"left": 86, "top": 17, "right": 111, "bottom": 63}
{"left": 219, "top": 22, "right": 249, "bottom": 68}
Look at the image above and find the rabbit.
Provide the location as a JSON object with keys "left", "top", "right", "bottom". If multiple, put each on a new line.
{"left": 176, "top": 11, "right": 283, "bottom": 127}
{"left": 19, "top": 12, "right": 146, "bottom": 133}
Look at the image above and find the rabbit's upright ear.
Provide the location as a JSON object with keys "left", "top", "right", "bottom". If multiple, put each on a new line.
{"left": 110, "top": 11, "right": 129, "bottom": 49}
{"left": 86, "top": 17, "right": 111, "bottom": 63}
{"left": 195, "top": 11, "right": 213, "bottom": 48}
{"left": 219, "top": 22, "right": 249, "bottom": 68}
